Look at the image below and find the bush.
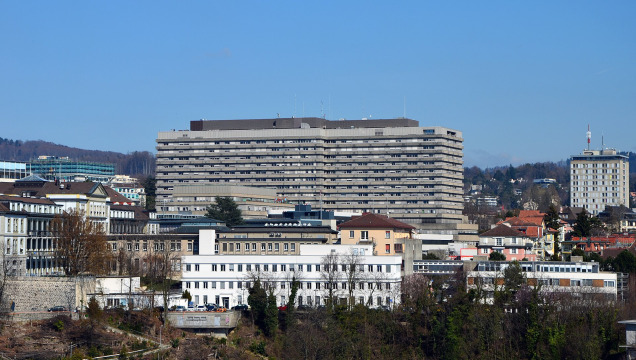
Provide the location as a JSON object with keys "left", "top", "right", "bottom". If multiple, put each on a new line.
{"left": 53, "top": 320, "right": 64, "bottom": 332}
{"left": 249, "top": 341, "right": 267, "bottom": 356}
{"left": 171, "top": 338, "right": 180, "bottom": 348}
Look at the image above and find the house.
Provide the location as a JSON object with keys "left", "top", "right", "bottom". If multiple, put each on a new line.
{"left": 475, "top": 224, "right": 537, "bottom": 261}
{"left": 338, "top": 212, "right": 421, "bottom": 275}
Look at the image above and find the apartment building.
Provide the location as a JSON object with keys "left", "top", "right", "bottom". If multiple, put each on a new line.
{"left": 570, "top": 148, "right": 630, "bottom": 216}
{"left": 156, "top": 117, "right": 465, "bottom": 228}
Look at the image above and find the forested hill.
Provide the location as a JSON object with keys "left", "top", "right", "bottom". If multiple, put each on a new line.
{"left": 0, "top": 137, "right": 155, "bottom": 176}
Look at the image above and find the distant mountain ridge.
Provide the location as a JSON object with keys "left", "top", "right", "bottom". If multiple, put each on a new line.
{"left": 0, "top": 137, "right": 155, "bottom": 177}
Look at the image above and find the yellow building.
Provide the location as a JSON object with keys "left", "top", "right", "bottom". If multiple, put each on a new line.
{"left": 338, "top": 213, "right": 415, "bottom": 256}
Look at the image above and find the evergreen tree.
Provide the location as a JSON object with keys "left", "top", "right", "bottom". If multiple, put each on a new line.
{"left": 248, "top": 279, "right": 268, "bottom": 330}
{"left": 205, "top": 196, "right": 244, "bottom": 227}
{"left": 573, "top": 209, "right": 605, "bottom": 237}
{"left": 264, "top": 293, "right": 279, "bottom": 337}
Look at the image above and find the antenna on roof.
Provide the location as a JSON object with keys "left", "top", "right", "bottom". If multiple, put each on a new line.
{"left": 586, "top": 124, "right": 591, "bottom": 151}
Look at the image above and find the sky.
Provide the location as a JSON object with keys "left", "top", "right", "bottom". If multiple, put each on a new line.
{"left": 1, "top": 1, "right": 635, "bottom": 168}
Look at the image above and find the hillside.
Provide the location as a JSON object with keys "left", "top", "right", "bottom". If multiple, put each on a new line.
{"left": 0, "top": 137, "right": 155, "bottom": 177}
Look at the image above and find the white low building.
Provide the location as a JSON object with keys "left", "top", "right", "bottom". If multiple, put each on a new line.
{"left": 181, "top": 230, "right": 403, "bottom": 309}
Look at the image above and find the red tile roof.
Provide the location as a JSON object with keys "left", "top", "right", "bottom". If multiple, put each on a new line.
{"left": 338, "top": 213, "right": 415, "bottom": 230}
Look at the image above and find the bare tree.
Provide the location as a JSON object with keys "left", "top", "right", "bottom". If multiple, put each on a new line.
{"left": 51, "top": 209, "right": 110, "bottom": 276}
{"left": 343, "top": 249, "right": 364, "bottom": 308}
{"left": 320, "top": 251, "right": 342, "bottom": 307}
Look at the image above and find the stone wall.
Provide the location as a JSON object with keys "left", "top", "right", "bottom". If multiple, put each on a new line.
{"left": 3, "top": 276, "right": 96, "bottom": 312}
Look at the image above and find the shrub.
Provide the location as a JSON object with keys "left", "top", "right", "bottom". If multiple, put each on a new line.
{"left": 249, "top": 341, "right": 267, "bottom": 356}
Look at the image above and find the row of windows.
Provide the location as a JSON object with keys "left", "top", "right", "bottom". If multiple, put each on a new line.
{"left": 184, "top": 280, "right": 395, "bottom": 291}
{"left": 185, "top": 263, "right": 394, "bottom": 273}
{"left": 220, "top": 242, "right": 297, "bottom": 253}
{"left": 108, "top": 242, "right": 192, "bottom": 252}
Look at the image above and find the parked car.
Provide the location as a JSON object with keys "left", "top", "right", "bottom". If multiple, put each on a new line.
{"left": 47, "top": 306, "right": 66, "bottom": 312}
{"left": 215, "top": 306, "right": 227, "bottom": 313}
{"left": 232, "top": 304, "right": 249, "bottom": 311}
{"left": 277, "top": 305, "right": 288, "bottom": 311}
{"left": 174, "top": 306, "right": 186, "bottom": 312}
{"left": 196, "top": 305, "right": 207, "bottom": 312}
{"left": 205, "top": 304, "right": 218, "bottom": 312}
{"left": 297, "top": 304, "right": 311, "bottom": 311}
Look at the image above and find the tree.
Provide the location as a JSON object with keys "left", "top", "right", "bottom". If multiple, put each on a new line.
{"left": 141, "top": 176, "right": 156, "bottom": 211}
{"left": 248, "top": 279, "right": 268, "bottom": 331}
{"left": 264, "top": 293, "right": 279, "bottom": 337}
{"left": 51, "top": 209, "right": 110, "bottom": 276}
{"left": 572, "top": 209, "right": 606, "bottom": 237}
{"left": 343, "top": 249, "right": 363, "bottom": 308}
{"left": 181, "top": 289, "right": 192, "bottom": 303}
{"left": 489, "top": 251, "right": 506, "bottom": 261}
{"left": 205, "top": 196, "right": 244, "bottom": 227}
{"left": 320, "top": 252, "right": 342, "bottom": 307}
{"left": 544, "top": 204, "right": 562, "bottom": 260}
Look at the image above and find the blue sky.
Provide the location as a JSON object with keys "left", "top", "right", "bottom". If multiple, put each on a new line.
{"left": 1, "top": 1, "right": 635, "bottom": 168}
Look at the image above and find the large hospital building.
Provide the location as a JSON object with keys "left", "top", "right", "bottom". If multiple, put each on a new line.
{"left": 156, "top": 117, "right": 466, "bottom": 228}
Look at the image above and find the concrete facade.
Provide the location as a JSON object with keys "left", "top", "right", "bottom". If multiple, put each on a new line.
{"left": 570, "top": 149, "right": 630, "bottom": 216}
{"left": 156, "top": 118, "right": 465, "bottom": 228}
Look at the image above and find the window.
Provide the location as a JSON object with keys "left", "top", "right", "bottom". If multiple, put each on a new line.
{"left": 377, "top": 265, "right": 382, "bottom": 272}
{"left": 261, "top": 243, "right": 266, "bottom": 251}
{"left": 361, "top": 231, "right": 369, "bottom": 240}
{"left": 394, "top": 244, "right": 403, "bottom": 253}
{"left": 212, "top": 264, "right": 217, "bottom": 271}
{"left": 264, "top": 264, "right": 269, "bottom": 271}
{"left": 222, "top": 243, "right": 227, "bottom": 252}
{"left": 273, "top": 264, "right": 277, "bottom": 272}
{"left": 605, "top": 280, "right": 616, "bottom": 287}
{"left": 291, "top": 244, "right": 296, "bottom": 252}
{"left": 238, "top": 281, "right": 242, "bottom": 289}
{"left": 236, "top": 243, "right": 241, "bottom": 251}
{"left": 245, "top": 243, "right": 250, "bottom": 252}
{"left": 246, "top": 264, "right": 251, "bottom": 271}
{"left": 385, "top": 244, "right": 390, "bottom": 253}
{"left": 194, "top": 282, "right": 199, "bottom": 289}
{"left": 185, "top": 264, "right": 191, "bottom": 272}
{"left": 212, "top": 281, "right": 216, "bottom": 289}
{"left": 307, "top": 282, "right": 312, "bottom": 289}
{"left": 238, "top": 264, "right": 243, "bottom": 271}
{"left": 307, "top": 264, "right": 312, "bottom": 272}
{"left": 220, "top": 282, "right": 225, "bottom": 289}
{"left": 284, "top": 243, "right": 289, "bottom": 251}
{"left": 510, "top": 248, "right": 518, "bottom": 254}
{"left": 221, "top": 264, "right": 226, "bottom": 271}
{"left": 252, "top": 243, "right": 256, "bottom": 252}
{"left": 386, "top": 265, "right": 391, "bottom": 272}
{"left": 195, "top": 264, "right": 200, "bottom": 271}
{"left": 268, "top": 243, "right": 273, "bottom": 251}
{"left": 385, "top": 231, "right": 390, "bottom": 239}
{"left": 203, "top": 282, "right": 208, "bottom": 289}
{"left": 316, "top": 264, "right": 320, "bottom": 272}
{"left": 349, "top": 230, "right": 354, "bottom": 238}
{"left": 496, "top": 238, "right": 503, "bottom": 246}
{"left": 186, "top": 282, "right": 191, "bottom": 289}
{"left": 229, "top": 264, "right": 234, "bottom": 271}
{"left": 229, "top": 281, "right": 234, "bottom": 289}
{"left": 275, "top": 243, "right": 279, "bottom": 251}
{"left": 281, "top": 264, "right": 286, "bottom": 271}
{"left": 229, "top": 243, "right": 234, "bottom": 252}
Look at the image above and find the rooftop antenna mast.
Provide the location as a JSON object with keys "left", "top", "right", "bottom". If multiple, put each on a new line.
{"left": 586, "top": 124, "right": 591, "bottom": 151}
